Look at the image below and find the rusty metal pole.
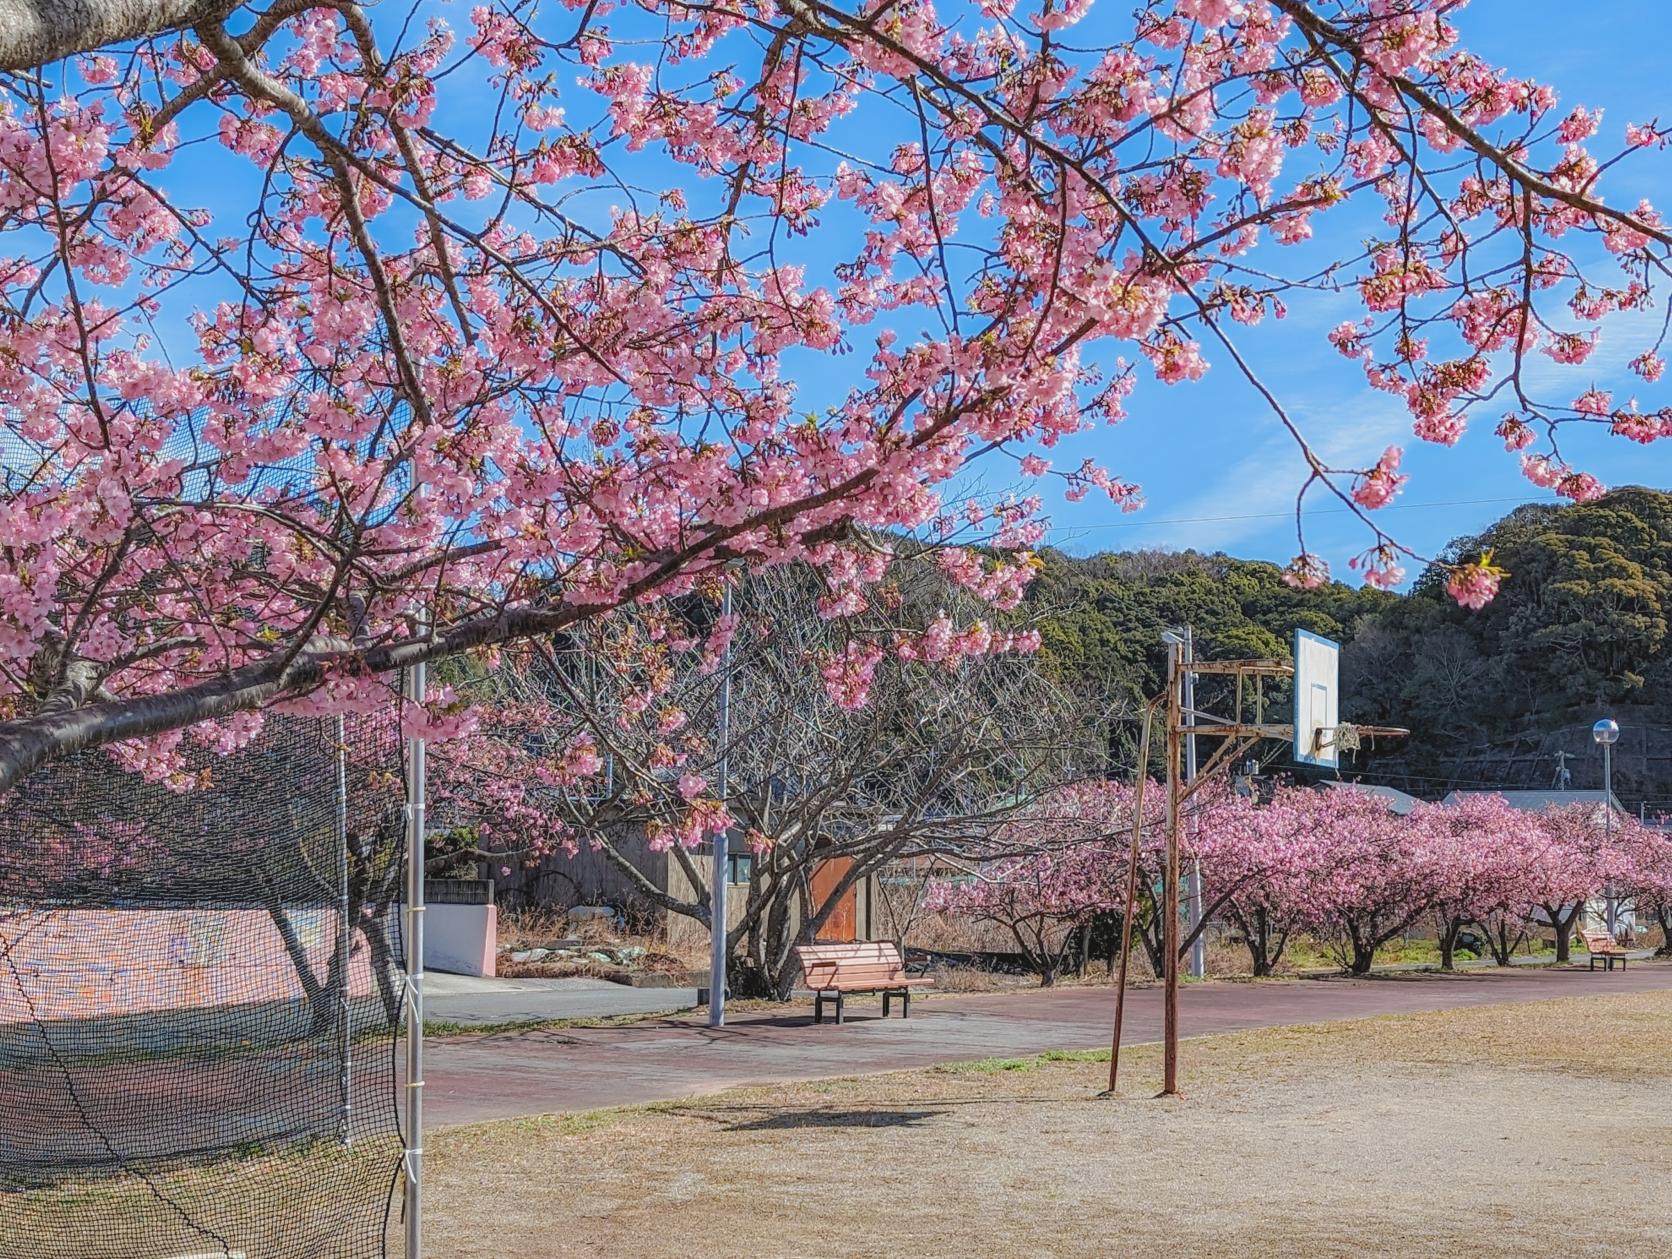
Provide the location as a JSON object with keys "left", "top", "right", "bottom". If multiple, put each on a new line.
{"left": 1163, "top": 639, "right": 1183, "bottom": 1096}
{"left": 1106, "top": 698, "right": 1158, "bottom": 1095}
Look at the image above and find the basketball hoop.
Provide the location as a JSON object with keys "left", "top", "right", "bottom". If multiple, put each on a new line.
{"left": 1322, "top": 723, "right": 1362, "bottom": 754}
{"left": 1315, "top": 720, "right": 1408, "bottom": 758}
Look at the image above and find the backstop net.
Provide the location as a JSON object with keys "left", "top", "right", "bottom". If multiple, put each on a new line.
{"left": 0, "top": 714, "right": 409, "bottom": 1258}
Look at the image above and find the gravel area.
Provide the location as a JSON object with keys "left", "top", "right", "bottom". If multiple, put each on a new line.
{"left": 427, "top": 990, "right": 1672, "bottom": 1258}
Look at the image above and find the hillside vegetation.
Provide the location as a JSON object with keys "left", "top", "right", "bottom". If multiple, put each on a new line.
{"left": 1030, "top": 487, "right": 1672, "bottom": 802}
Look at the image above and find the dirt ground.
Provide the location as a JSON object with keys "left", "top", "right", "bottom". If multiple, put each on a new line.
{"left": 427, "top": 989, "right": 1672, "bottom": 1258}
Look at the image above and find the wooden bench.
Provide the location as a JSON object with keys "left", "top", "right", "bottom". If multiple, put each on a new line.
{"left": 1578, "top": 927, "right": 1630, "bottom": 972}
{"left": 794, "top": 942, "right": 930, "bottom": 1024}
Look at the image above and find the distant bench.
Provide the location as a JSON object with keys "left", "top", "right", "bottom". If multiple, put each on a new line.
{"left": 1578, "top": 927, "right": 1630, "bottom": 972}
{"left": 794, "top": 942, "right": 929, "bottom": 1024}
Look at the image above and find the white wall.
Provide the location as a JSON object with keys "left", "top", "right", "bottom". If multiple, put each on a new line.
{"left": 402, "top": 903, "right": 498, "bottom": 977}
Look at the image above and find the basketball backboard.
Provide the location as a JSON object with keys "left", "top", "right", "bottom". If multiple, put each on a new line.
{"left": 1292, "top": 629, "right": 1340, "bottom": 768}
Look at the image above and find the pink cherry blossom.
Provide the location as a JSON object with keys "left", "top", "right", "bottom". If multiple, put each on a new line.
{"left": 1350, "top": 446, "right": 1406, "bottom": 510}
{"left": 1446, "top": 555, "right": 1505, "bottom": 610}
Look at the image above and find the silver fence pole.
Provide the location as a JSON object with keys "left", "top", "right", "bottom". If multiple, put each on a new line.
{"left": 336, "top": 714, "right": 353, "bottom": 1146}
{"left": 404, "top": 617, "right": 428, "bottom": 1258}
{"left": 708, "top": 581, "right": 733, "bottom": 1028}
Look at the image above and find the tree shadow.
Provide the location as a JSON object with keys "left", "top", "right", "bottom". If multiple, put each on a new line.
{"left": 716, "top": 1107, "right": 945, "bottom": 1131}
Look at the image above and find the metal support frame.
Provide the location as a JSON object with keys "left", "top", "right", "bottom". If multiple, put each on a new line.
{"left": 403, "top": 616, "right": 428, "bottom": 1259}
{"left": 1106, "top": 693, "right": 1161, "bottom": 1095}
{"left": 1105, "top": 651, "right": 1405, "bottom": 1098}
{"left": 811, "top": 987, "right": 913, "bottom": 1023}
{"left": 880, "top": 988, "right": 912, "bottom": 1018}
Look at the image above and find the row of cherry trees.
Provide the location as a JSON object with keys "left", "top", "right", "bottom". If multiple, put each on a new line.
{"left": 928, "top": 784, "right": 1672, "bottom": 981}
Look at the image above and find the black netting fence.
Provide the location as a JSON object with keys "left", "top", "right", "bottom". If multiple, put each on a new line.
{"left": 0, "top": 714, "right": 409, "bottom": 1258}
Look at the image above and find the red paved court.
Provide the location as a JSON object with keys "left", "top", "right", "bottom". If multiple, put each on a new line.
{"left": 426, "top": 961, "right": 1672, "bottom": 1126}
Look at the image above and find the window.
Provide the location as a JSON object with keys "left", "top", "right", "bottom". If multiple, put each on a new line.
{"left": 727, "top": 851, "right": 754, "bottom": 884}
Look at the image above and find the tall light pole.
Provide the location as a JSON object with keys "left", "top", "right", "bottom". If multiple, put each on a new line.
{"left": 1593, "top": 718, "right": 1620, "bottom": 936}
{"left": 708, "top": 580, "right": 734, "bottom": 1028}
{"left": 1161, "top": 628, "right": 1203, "bottom": 980}
{"left": 1160, "top": 635, "right": 1182, "bottom": 1095}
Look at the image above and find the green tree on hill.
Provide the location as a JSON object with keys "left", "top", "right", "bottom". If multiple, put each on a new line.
{"left": 1028, "top": 487, "right": 1672, "bottom": 795}
{"left": 1027, "top": 549, "right": 1394, "bottom": 766}
{"left": 1344, "top": 486, "right": 1672, "bottom": 784}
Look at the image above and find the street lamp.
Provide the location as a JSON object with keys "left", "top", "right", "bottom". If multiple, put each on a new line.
{"left": 1593, "top": 718, "right": 1620, "bottom": 935}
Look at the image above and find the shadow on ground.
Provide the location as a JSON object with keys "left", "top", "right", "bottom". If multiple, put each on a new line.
{"left": 704, "top": 1106, "right": 947, "bottom": 1131}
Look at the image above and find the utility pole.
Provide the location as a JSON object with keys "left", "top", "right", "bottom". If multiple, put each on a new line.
{"left": 707, "top": 581, "right": 734, "bottom": 1028}
{"left": 1162, "top": 636, "right": 1183, "bottom": 1096}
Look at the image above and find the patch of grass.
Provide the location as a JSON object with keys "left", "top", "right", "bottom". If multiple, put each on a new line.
{"left": 941, "top": 1055, "right": 1039, "bottom": 1073}
{"left": 1038, "top": 1047, "right": 1110, "bottom": 1064}
{"left": 935, "top": 1046, "right": 1112, "bottom": 1074}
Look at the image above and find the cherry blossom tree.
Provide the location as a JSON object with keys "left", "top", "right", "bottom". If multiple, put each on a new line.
{"left": 422, "top": 558, "right": 1093, "bottom": 996}
{"left": 928, "top": 776, "right": 1276, "bottom": 982}
{"left": 1416, "top": 793, "right": 1536, "bottom": 968}
{"left": 1597, "top": 810, "right": 1672, "bottom": 951}
{"left": 1271, "top": 786, "right": 1434, "bottom": 973}
{"left": 1214, "top": 784, "right": 1353, "bottom": 975}
{"left": 1517, "top": 801, "right": 1613, "bottom": 963}
{"left": 3, "top": 0, "right": 1670, "bottom": 801}
{"left": 924, "top": 781, "right": 1131, "bottom": 985}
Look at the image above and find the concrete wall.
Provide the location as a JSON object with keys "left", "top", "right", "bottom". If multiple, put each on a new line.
{"left": 0, "top": 901, "right": 498, "bottom": 1026}
{"left": 415, "top": 902, "right": 498, "bottom": 977}
{"left": 0, "top": 907, "right": 377, "bottom": 1024}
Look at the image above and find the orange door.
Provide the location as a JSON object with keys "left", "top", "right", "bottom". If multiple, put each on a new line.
{"left": 809, "top": 858, "right": 858, "bottom": 941}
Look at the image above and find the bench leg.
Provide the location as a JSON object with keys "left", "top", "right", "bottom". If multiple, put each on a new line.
{"left": 834, "top": 992, "right": 844, "bottom": 1025}
{"left": 902, "top": 989, "right": 911, "bottom": 1019}
{"left": 882, "top": 991, "right": 891, "bottom": 1018}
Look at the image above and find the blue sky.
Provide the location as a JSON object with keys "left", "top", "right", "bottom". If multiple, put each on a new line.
{"left": 1035, "top": 0, "right": 1672, "bottom": 574}
{"left": 63, "top": 0, "right": 1671, "bottom": 583}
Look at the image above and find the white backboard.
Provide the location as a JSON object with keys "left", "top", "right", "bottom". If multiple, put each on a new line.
{"left": 1293, "top": 629, "right": 1340, "bottom": 768}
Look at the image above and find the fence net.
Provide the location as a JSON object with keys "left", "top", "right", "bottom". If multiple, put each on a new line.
{"left": 0, "top": 714, "right": 408, "bottom": 1259}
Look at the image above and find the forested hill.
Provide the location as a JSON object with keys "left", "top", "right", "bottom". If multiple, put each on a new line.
{"left": 1030, "top": 486, "right": 1672, "bottom": 806}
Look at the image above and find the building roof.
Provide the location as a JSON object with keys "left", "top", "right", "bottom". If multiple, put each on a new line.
{"left": 1442, "top": 789, "right": 1625, "bottom": 813}
{"left": 1321, "top": 780, "right": 1421, "bottom": 816}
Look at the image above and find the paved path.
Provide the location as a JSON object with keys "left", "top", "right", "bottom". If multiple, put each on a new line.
{"left": 427, "top": 973, "right": 699, "bottom": 1025}
{"left": 426, "top": 961, "right": 1672, "bottom": 1127}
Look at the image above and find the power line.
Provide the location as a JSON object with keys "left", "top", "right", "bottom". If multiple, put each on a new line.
{"left": 1056, "top": 495, "right": 1532, "bottom": 532}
